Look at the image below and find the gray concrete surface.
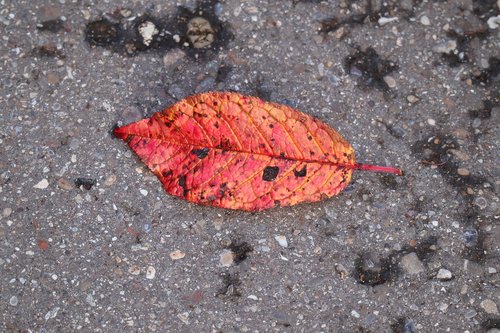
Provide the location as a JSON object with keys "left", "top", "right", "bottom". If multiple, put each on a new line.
{"left": 1, "top": 0, "right": 499, "bottom": 332}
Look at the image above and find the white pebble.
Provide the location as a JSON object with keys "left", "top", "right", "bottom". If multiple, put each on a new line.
{"left": 384, "top": 75, "right": 396, "bottom": 88}
{"left": 34, "top": 179, "right": 49, "bottom": 189}
{"left": 146, "top": 266, "right": 156, "bottom": 279}
{"left": 420, "top": 15, "right": 430, "bottom": 26}
{"left": 9, "top": 296, "right": 18, "bottom": 306}
{"left": 487, "top": 15, "right": 500, "bottom": 29}
{"left": 351, "top": 310, "right": 360, "bottom": 318}
{"left": 170, "top": 250, "right": 186, "bottom": 260}
{"left": 427, "top": 118, "right": 436, "bottom": 126}
{"left": 219, "top": 249, "right": 234, "bottom": 267}
{"left": 138, "top": 21, "right": 158, "bottom": 46}
{"left": 139, "top": 189, "right": 148, "bottom": 196}
{"left": 274, "top": 235, "right": 288, "bottom": 248}
{"left": 436, "top": 268, "right": 452, "bottom": 280}
{"left": 378, "top": 17, "right": 398, "bottom": 26}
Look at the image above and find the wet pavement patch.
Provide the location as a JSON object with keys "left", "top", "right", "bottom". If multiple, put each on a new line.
{"left": 378, "top": 174, "right": 399, "bottom": 189}
{"left": 411, "top": 134, "right": 486, "bottom": 190}
{"left": 217, "top": 272, "right": 241, "bottom": 298}
{"left": 85, "top": 1, "right": 233, "bottom": 58}
{"left": 34, "top": 44, "right": 66, "bottom": 59}
{"left": 436, "top": 29, "right": 490, "bottom": 68}
{"left": 228, "top": 240, "right": 253, "bottom": 264}
{"left": 470, "top": 57, "right": 500, "bottom": 86}
{"left": 354, "top": 252, "right": 398, "bottom": 286}
{"left": 344, "top": 47, "right": 399, "bottom": 98}
{"left": 317, "top": 0, "right": 417, "bottom": 35}
{"left": 37, "top": 18, "right": 65, "bottom": 33}
{"left": 75, "top": 177, "right": 96, "bottom": 190}
{"left": 404, "top": 236, "right": 438, "bottom": 261}
{"left": 468, "top": 100, "right": 495, "bottom": 119}
{"left": 391, "top": 317, "right": 417, "bottom": 333}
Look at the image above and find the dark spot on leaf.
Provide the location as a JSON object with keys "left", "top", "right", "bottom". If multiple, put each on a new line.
{"left": 75, "top": 178, "right": 96, "bottom": 190}
{"left": 162, "top": 170, "right": 173, "bottom": 177}
{"left": 178, "top": 175, "right": 188, "bottom": 196}
{"left": 218, "top": 182, "right": 228, "bottom": 197}
{"left": 262, "top": 166, "right": 279, "bottom": 181}
{"left": 192, "top": 147, "right": 210, "bottom": 159}
{"left": 294, "top": 166, "right": 307, "bottom": 177}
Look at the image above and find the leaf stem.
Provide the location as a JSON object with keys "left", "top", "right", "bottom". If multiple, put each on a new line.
{"left": 351, "top": 163, "right": 403, "bottom": 176}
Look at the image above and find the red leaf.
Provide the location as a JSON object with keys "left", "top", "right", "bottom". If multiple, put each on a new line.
{"left": 115, "top": 92, "right": 402, "bottom": 211}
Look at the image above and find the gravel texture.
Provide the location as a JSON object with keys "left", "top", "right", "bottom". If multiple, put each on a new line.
{"left": 1, "top": 0, "right": 499, "bottom": 332}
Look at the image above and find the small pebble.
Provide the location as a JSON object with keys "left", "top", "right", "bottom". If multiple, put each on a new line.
{"left": 104, "top": 175, "right": 117, "bottom": 186}
{"left": 472, "top": 118, "right": 481, "bottom": 128}
{"left": 139, "top": 189, "right": 148, "bottom": 196}
{"left": 438, "top": 303, "right": 449, "bottom": 312}
{"left": 46, "top": 72, "right": 60, "bottom": 84}
{"left": 138, "top": 21, "right": 158, "bottom": 46}
{"left": 407, "top": 95, "right": 420, "bottom": 103}
{"left": 170, "top": 250, "right": 186, "bottom": 260}
{"left": 457, "top": 168, "right": 470, "bottom": 176}
{"left": 383, "top": 75, "right": 396, "bottom": 88}
{"left": 487, "top": 267, "right": 497, "bottom": 274}
{"left": 464, "top": 309, "right": 477, "bottom": 319}
{"left": 9, "top": 296, "right": 18, "bottom": 306}
{"left": 163, "top": 49, "right": 186, "bottom": 67}
{"left": 146, "top": 266, "right": 156, "bottom": 279}
{"left": 427, "top": 118, "right": 436, "bottom": 126}
{"left": 34, "top": 179, "right": 49, "bottom": 189}
{"left": 474, "top": 197, "right": 487, "bottom": 210}
{"left": 274, "top": 235, "right": 288, "bottom": 248}
{"left": 436, "top": 268, "right": 452, "bottom": 280}
{"left": 128, "top": 265, "right": 141, "bottom": 275}
{"left": 400, "top": 252, "right": 425, "bottom": 275}
{"left": 420, "top": 15, "right": 430, "bottom": 26}
{"left": 480, "top": 299, "right": 498, "bottom": 314}
{"left": 219, "top": 249, "right": 234, "bottom": 267}
{"left": 351, "top": 310, "right": 360, "bottom": 318}
{"left": 487, "top": 15, "right": 500, "bottom": 29}
{"left": 432, "top": 40, "right": 457, "bottom": 54}
{"left": 378, "top": 17, "right": 398, "bottom": 26}
{"left": 2, "top": 207, "right": 12, "bottom": 217}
